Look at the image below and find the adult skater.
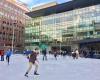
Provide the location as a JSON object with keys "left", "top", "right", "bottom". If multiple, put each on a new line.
{"left": 42, "top": 49, "right": 47, "bottom": 61}
{"left": 71, "top": 49, "right": 79, "bottom": 59}
{"left": 54, "top": 51, "right": 58, "bottom": 60}
{"left": 5, "top": 48, "right": 12, "bottom": 65}
{"left": 75, "top": 49, "right": 79, "bottom": 59}
{"left": 71, "top": 50, "right": 76, "bottom": 59}
{"left": 0, "top": 50, "right": 4, "bottom": 61}
{"left": 25, "top": 48, "right": 40, "bottom": 77}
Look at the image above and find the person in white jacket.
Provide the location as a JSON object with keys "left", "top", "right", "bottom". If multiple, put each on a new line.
{"left": 75, "top": 49, "right": 79, "bottom": 59}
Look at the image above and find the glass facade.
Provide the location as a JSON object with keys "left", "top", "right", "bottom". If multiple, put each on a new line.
{"left": 25, "top": 4, "right": 100, "bottom": 50}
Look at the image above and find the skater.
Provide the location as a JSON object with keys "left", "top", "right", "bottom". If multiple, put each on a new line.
{"left": 25, "top": 48, "right": 40, "bottom": 77}
{"left": 42, "top": 49, "right": 47, "bottom": 61}
{"left": 0, "top": 50, "right": 4, "bottom": 61}
{"left": 71, "top": 50, "right": 76, "bottom": 59}
{"left": 89, "top": 49, "right": 95, "bottom": 58}
{"left": 23, "top": 49, "right": 32, "bottom": 55}
{"left": 5, "top": 48, "right": 12, "bottom": 65}
{"left": 75, "top": 49, "right": 79, "bottom": 59}
{"left": 54, "top": 51, "right": 58, "bottom": 60}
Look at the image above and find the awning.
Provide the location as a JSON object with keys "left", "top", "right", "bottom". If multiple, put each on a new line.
{"left": 77, "top": 38, "right": 100, "bottom": 44}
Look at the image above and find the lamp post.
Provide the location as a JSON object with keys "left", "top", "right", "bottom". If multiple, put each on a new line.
{"left": 92, "top": 20, "right": 96, "bottom": 38}
{"left": 12, "top": 22, "right": 16, "bottom": 53}
{"left": 59, "top": 41, "right": 61, "bottom": 52}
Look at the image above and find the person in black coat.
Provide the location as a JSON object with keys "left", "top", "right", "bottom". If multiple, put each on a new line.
{"left": 42, "top": 49, "right": 47, "bottom": 61}
{"left": 89, "top": 50, "right": 95, "bottom": 58}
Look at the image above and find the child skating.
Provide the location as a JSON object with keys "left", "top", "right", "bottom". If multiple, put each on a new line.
{"left": 25, "top": 48, "right": 40, "bottom": 77}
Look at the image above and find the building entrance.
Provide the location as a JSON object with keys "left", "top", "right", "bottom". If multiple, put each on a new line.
{"left": 80, "top": 42, "right": 100, "bottom": 53}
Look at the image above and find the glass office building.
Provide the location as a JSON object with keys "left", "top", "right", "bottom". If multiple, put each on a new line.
{"left": 26, "top": 0, "right": 100, "bottom": 52}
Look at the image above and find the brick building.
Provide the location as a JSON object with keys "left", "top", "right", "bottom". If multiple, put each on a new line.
{"left": 0, "top": 0, "right": 30, "bottom": 50}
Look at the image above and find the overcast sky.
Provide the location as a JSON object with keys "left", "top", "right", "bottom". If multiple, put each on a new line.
{"left": 18, "top": 0, "right": 71, "bottom": 8}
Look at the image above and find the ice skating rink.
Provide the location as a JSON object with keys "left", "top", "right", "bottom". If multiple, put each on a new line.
{"left": 0, "top": 54, "right": 100, "bottom": 80}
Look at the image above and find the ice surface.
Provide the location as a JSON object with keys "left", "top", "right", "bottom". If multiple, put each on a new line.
{"left": 0, "top": 54, "right": 100, "bottom": 80}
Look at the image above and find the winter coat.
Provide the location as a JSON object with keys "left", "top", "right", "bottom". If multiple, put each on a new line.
{"left": 29, "top": 51, "right": 39, "bottom": 63}
{"left": 6, "top": 50, "right": 12, "bottom": 57}
{"left": 0, "top": 50, "right": 4, "bottom": 56}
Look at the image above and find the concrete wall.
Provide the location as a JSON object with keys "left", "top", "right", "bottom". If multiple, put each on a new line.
{"left": 71, "top": 43, "right": 79, "bottom": 51}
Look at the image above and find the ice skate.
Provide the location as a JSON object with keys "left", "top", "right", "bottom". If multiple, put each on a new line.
{"left": 24, "top": 72, "right": 28, "bottom": 77}
{"left": 34, "top": 71, "right": 39, "bottom": 75}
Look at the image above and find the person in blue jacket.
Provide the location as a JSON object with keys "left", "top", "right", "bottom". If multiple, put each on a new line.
{"left": 5, "top": 48, "right": 13, "bottom": 65}
{"left": 23, "top": 49, "right": 32, "bottom": 55}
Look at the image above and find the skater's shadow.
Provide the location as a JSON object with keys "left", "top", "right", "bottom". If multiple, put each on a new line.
{"left": 33, "top": 76, "right": 40, "bottom": 80}
{"left": 24, "top": 75, "right": 40, "bottom": 80}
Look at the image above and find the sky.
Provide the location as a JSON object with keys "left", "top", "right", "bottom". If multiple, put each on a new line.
{"left": 18, "top": 0, "right": 71, "bottom": 8}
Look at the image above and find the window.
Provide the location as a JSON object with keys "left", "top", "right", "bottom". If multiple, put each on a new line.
{"left": 34, "top": 22, "right": 40, "bottom": 26}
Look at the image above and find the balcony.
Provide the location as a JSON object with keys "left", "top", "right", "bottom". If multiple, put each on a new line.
{"left": 25, "top": 39, "right": 40, "bottom": 43}
{"left": 76, "top": 27, "right": 94, "bottom": 32}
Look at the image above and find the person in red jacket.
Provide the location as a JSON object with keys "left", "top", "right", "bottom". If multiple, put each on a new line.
{"left": 0, "top": 50, "right": 4, "bottom": 61}
{"left": 25, "top": 48, "right": 40, "bottom": 77}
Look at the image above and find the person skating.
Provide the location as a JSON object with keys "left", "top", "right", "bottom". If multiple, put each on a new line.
{"left": 5, "top": 48, "right": 12, "bottom": 65}
{"left": 25, "top": 48, "right": 40, "bottom": 77}
{"left": 75, "top": 49, "right": 79, "bottom": 59}
{"left": 71, "top": 50, "right": 76, "bottom": 59}
{"left": 54, "top": 51, "right": 58, "bottom": 60}
{"left": 42, "top": 49, "right": 47, "bottom": 61}
{"left": 0, "top": 50, "right": 4, "bottom": 61}
{"left": 71, "top": 49, "right": 79, "bottom": 59}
